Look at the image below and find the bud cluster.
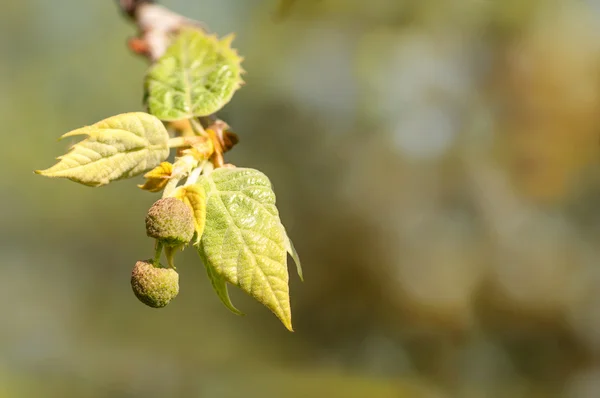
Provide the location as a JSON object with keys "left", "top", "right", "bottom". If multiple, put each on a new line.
{"left": 145, "top": 197, "right": 195, "bottom": 247}
{"left": 131, "top": 260, "right": 179, "bottom": 308}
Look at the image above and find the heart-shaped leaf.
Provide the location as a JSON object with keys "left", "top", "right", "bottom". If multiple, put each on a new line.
{"left": 36, "top": 112, "right": 170, "bottom": 187}
{"left": 196, "top": 168, "right": 293, "bottom": 331}
{"left": 145, "top": 28, "right": 244, "bottom": 121}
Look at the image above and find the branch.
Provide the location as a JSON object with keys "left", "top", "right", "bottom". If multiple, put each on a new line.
{"left": 115, "top": 1, "right": 240, "bottom": 156}
{"left": 117, "top": 0, "right": 154, "bottom": 19}
{"left": 116, "top": 0, "right": 205, "bottom": 61}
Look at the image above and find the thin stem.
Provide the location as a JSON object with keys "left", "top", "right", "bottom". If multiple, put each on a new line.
{"left": 162, "top": 154, "right": 201, "bottom": 197}
{"left": 203, "top": 161, "right": 214, "bottom": 175}
{"left": 162, "top": 177, "right": 181, "bottom": 197}
{"left": 185, "top": 161, "right": 206, "bottom": 186}
{"left": 168, "top": 136, "right": 207, "bottom": 148}
{"left": 153, "top": 240, "right": 163, "bottom": 266}
{"left": 168, "top": 137, "right": 187, "bottom": 148}
{"left": 190, "top": 118, "right": 208, "bottom": 137}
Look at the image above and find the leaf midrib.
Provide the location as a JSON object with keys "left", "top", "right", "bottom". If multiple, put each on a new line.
{"left": 180, "top": 38, "right": 194, "bottom": 116}
{"left": 50, "top": 142, "right": 166, "bottom": 174}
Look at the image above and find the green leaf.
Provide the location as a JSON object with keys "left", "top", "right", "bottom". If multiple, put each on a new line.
{"left": 197, "top": 168, "right": 293, "bottom": 331}
{"left": 282, "top": 226, "right": 303, "bottom": 282}
{"left": 199, "top": 245, "right": 243, "bottom": 315}
{"left": 145, "top": 28, "right": 244, "bottom": 121}
{"left": 36, "top": 112, "right": 170, "bottom": 187}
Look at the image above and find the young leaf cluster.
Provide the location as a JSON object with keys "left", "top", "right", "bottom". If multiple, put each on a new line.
{"left": 35, "top": 26, "right": 302, "bottom": 331}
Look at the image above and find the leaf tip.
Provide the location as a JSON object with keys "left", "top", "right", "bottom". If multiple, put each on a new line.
{"left": 234, "top": 309, "right": 246, "bottom": 317}
{"left": 34, "top": 168, "right": 54, "bottom": 177}
{"left": 282, "top": 318, "right": 294, "bottom": 332}
{"left": 221, "top": 33, "right": 236, "bottom": 46}
{"left": 283, "top": 233, "right": 303, "bottom": 282}
{"left": 222, "top": 297, "right": 244, "bottom": 316}
{"left": 59, "top": 129, "right": 88, "bottom": 140}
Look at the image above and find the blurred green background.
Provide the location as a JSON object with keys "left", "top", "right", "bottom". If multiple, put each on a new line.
{"left": 3, "top": 0, "right": 600, "bottom": 397}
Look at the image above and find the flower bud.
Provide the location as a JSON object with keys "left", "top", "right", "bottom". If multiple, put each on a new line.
{"left": 131, "top": 260, "right": 179, "bottom": 308}
{"left": 145, "top": 197, "right": 194, "bottom": 246}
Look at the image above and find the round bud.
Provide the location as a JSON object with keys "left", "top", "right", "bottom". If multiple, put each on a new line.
{"left": 131, "top": 260, "right": 179, "bottom": 308}
{"left": 145, "top": 197, "right": 194, "bottom": 246}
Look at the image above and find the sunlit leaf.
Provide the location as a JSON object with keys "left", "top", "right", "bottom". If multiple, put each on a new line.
{"left": 172, "top": 184, "right": 207, "bottom": 245}
{"left": 282, "top": 225, "right": 303, "bottom": 281}
{"left": 198, "top": 245, "right": 244, "bottom": 315}
{"left": 36, "top": 112, "right": 170, "bottom": 187}
{"left": 197, "top": 168, "right": 293, "bottom": 331}
{"left": 145, "top": 28, "right": 244, "bottom": 121}
{"left": 138, "top": 161, "right": 173, "bottom": 192}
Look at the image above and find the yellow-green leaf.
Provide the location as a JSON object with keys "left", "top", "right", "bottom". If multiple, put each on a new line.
{"left": 282, "top": 225, "right": 303, "bottom": 282}
{"left": 197, "top": 168, "right": 293, "bottom": 331}
{"left": 145, "top": 28, "right": 244, "bottom": 121}
{"left": 138, "top": 161, "right": 173, "bottom": 192}
{"left": 172, "top": 184, "right": 207, "bottom": 245}
{"left": 198, "top": 245, "right": 243, "bottom": 315}
{"left": 36, "top": 112, "right": 170, "bottom": 187}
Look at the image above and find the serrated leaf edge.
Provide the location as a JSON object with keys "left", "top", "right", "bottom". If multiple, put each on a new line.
{"left": 201, "top": 169, "right": 293, "bottom": 331}
{"left": 145, "top": 28, "right": 245, "bottom": 121}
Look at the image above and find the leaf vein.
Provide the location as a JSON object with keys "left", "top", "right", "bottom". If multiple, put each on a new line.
{"left": 207, "top": 178, "right": 285, "bottom": 315}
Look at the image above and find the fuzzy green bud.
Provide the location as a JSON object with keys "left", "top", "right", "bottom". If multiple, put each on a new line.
{"left": 145, "top": 197, "right": 194, "bottom": 246}
{"left": 131, "top": 260, "right": 179, "bottom": 308}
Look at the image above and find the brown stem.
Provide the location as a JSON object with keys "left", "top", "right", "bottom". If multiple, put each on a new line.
{"left": 116, "top": 0, "right": 154, "bottom": 19}
{"left": 116, "top": 0, "right": 229, "bottom": 166}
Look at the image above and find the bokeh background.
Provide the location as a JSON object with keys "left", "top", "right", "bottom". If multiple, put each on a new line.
{"left": 3, "top": 0, "right": 600, "bottom": 396}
